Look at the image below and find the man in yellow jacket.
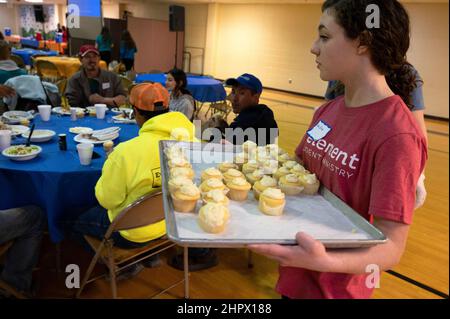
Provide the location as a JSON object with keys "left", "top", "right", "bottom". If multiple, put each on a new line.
{"left": 71, "top": 83, "right": 195, "bottom": 276}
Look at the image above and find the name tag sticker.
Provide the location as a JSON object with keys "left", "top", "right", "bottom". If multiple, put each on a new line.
{"left": 102, "top": 82, "right": 111, "bottom": 90}
{"left": 307, "top": 120, "right": 332, "bottom": 141}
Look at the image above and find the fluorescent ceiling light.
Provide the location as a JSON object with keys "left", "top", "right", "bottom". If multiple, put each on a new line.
{"left": 25, "top": 0, "right": 44, "bottom": 3}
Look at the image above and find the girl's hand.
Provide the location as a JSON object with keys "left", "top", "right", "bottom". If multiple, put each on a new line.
{"left": 248, "top": 232, "right": 333, "bottom": 272}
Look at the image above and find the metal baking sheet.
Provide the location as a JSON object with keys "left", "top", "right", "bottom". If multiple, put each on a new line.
{"left": 160, "top": 141, "right": 387, "bottom": 248}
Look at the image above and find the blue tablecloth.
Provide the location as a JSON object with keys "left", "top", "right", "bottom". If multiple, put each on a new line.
{"left": 20, "top": 38, "right": 40, "bottom": 49}
{"left": 0, "top": 113, "right": 139, "bottom": 242}
{"left": 12, "top": 48, "right": 59, "bottom": 66}
{"left": 135, "top": 73, "right": 227, "bottom": 103}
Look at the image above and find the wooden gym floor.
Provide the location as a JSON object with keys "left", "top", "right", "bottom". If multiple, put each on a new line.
{"left": 34, "top": 89, "right": 448, "bottom": 299}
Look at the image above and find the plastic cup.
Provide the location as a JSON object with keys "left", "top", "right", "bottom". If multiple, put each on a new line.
{"left": 38, "top": 104, "right": 52, "bottom": 121}
{"left": 76, "top": 143, "right": 94, "bottom": 165}
{"left": 70, "top": 107, "right": 77, "bottom": 121}
{"left": 95, "top": 104, "right": 107, "bottom": 119}
{"left": 0, "top": 130, "right": 12, "bottom": 152}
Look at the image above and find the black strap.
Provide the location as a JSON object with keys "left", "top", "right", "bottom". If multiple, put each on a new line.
{"left": 38, "top": 77, "right": 55, "bottom": 108}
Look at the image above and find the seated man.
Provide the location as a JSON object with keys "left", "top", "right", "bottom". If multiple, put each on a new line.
{"left": 224, "top": 73, "right": 278, "bottom": 146}
{"left": 0, "top": 206, "right": 46, "bottom": 298}
{"left": 70, "top": 83, "right": 196, "bottom": 277}
{"left": 65, "top": 44, "right": 126, "bottom": 108}
{"left": 0, "top": 40, "right": 27, "bottom": 85}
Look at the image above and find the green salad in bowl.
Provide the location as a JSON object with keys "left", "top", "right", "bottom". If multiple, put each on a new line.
{"left": 2, "top": 145, "right": 42, "bottom": 161}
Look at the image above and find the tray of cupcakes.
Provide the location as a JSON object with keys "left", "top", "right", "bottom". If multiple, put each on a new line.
{"left": 159, "top": 140, "right": 387, "bottom": 248}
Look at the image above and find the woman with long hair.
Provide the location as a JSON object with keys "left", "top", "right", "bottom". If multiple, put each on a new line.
{"left": 165, "top": 68, "right": 196, "bottom": 121}
{"left": 95, "top": 26, "right": 113, "bottom": 65}
{"left": 250, "top": 0, "right": 427, "bottom": 299}
{"left": 120, "top": 30, "right": 137, "bottom": 71}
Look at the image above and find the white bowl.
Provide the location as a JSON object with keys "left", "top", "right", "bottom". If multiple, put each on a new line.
{"left": 2, "top": 111, "right": 34, "bottom": 124}
{"left": 69, "top": 127, "right": 93, "bottom": 135}
{"left": 22, "top": 129, "right": 56, "bottom": 142}
{"left": 6, "top": 125, "right": 29, "bottom": 137}
{"left": 2, "top": 144, "right": 42, "bottom": 161}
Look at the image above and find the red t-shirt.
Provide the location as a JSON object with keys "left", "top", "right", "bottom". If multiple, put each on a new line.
{"left": 277, "top": 95, "right": 427, "bottom": 299}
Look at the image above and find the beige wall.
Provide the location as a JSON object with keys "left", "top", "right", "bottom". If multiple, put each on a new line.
{"left": 203, "top": 2, "right": 449, "bottom": 118}
{"left": 103, "top": 3, "right": 120, "bottom": 19}
{"left": 407, "top": 3, "right": 449, "bottom": 118}
{"left": 0, "top": 4, "right": 20, "bottom": 36}
{"left": 207, "top": 4, "right": 326, "bottom": 96}
{"left": 121, "top": 2, "right": 208, "bottom": 74}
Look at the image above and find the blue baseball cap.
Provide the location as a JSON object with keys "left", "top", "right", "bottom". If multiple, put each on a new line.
{"left": 225, "top": 73, "right": 263, "bottom": 94}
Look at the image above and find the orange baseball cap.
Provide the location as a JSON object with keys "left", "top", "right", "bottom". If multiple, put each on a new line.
{"left": 129, "top": 83, "right": 170, "bottom": 111}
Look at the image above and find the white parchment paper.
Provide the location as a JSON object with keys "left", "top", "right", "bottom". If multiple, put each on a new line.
{"left": 170, "top": 148, "right": 372, "bottom": 242}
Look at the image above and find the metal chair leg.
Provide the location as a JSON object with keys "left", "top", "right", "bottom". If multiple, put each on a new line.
{"left": 76, "top": 240, "right": 105, "bottom": 298}
{"left": 106, "top": 241, "right": 117, "bottom": 299}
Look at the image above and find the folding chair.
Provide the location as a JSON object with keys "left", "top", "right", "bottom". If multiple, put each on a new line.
{"left": 35, "top": 60, "right": 63, "bottom": 83}
{"left": 119, "top": 75, "right": 133, "bottom": 93}
{"left": 76, "top": 190, "right": 188, "bottom": 299}
{"left": 0, "top": 241, "right": 28, "bottom": 299}
{"left": 205, "top": 100, "right": 232, "bottom": 119}
{"left": 10, "top": 54, "right": 26, "bottom": 69}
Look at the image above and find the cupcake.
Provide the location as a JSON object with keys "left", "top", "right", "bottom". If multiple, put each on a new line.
{"left": 198, "top": 203, "right": 230, "bottom": 234}
{"left": 233, "top": 152, "right": 248, "bottom": 170}
{"left": 298, "top": 173, "right": 321, "bottom": 195}
{"left": 253, "top": 175, "right": 278, "bottom": 200}
{"left": 199, "top": 178, "right": 227, "bottom": 194}
{"left": 223, "top": 168, "right": 245, "bottom": 184}
{"left": 283, "top": 160, "right": 298, "bottom": 170}
{"left": 254, "top": 147, "right": 271, "bottom": 163}
{"left": 278, "top": 153, "right": 292, "bottom": 165}
{"left": 201, "top": 167, "right": 223, "bottom": 183}
{"left": 226, "top": 177, "right": 251, "bottom": 201}
{"left": 242, "top": 160, "right": 259, "bottom": 175}
{"left": 246, "top": 168, "right": 265, "bottom": 185}
{"left": 290, "top": 163, "right": 309, "bottom": 176}
{"left": 169, "top": 167, "right": 195, "bottom": 180}
{"left": 218, "top": 162, "right": 239, "bottom": 173}
{"left": 259, "top": 188, "right": 286, "bottom": 216}
{"left": 242, "top": 140, "right": 257, "bottom": 154}
{"left": 260, "top": 159, "right": 279, "bottom": 175}
{"left": 168, "top": 176, "right": 194, "bottom": 194}
{"left": 168, "top": 157, "right": 192, "bottom": 170}
{"left": 202, "top": 189, "right": 230, "bottom": 206}
{"left": 273, "top": 166, "right": 291, "bottom": 181}
{"left": 278, "top": 174, "right": 304, "bottom": 196}
{"left": 165, "top": 144, "right": 186, "bottom": 160}
{"left": 265, "top": 144, "right": 280, "bottom": 159}
{"left": 171, "top": 184, "right": 201, "bottom": 213}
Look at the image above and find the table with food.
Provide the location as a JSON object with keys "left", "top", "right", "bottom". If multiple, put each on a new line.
{"left": 0, "top": 107, "right": 138, "bottom": 242}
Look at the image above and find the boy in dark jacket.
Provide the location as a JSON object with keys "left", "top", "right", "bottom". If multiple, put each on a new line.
{"left": 224, "top": 73, "right": 278, "bottom": 146}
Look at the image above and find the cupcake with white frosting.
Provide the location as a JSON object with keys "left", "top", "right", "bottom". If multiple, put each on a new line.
{"left": 226, "top": 177, "right": 252, "bottom": 201}
{"left": 198, "top": 203, "right": 230, "bottom": 234}
{"left": 202, "top": 189, "right": 230, "bottom": 206}
{"left": 259, "top": 188, "right": 286, "bottom": 216}
{"left": 171, "top": 184, "right": 201, "bottom": 213}
{"left": 278, "top": 174, "right": 304, "bottom": 195}
{"left": 298, "top": 173, "right": 320, "bottom": 195}
{"left": 201, "top": 167, "right": 223, "bottom": 183}
{"left": 253, "top": 175, "right": 278, "bottom": 200}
